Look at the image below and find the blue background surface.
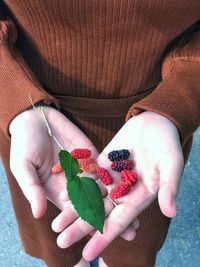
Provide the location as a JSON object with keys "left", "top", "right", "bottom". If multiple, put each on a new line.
{"left": 0, "top": 129, "right": 199, "bottom": 267}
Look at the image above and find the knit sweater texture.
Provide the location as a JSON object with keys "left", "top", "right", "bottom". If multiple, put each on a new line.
{"left": 0, "top": 1, "right": 199, "bottom": 266}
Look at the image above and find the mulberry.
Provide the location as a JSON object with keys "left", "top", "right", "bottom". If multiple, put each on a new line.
{"left": 108, "top": 149, "right": 130, "bottom": 161}
{"left": 109, "top": 181, "right": 131, "bottom": 199}
{"left": 111, "top": 159, "right": 134, "bottom": 172}
{"left": 96, "top": 167, "right": 113, "bottom": 185}
{"left": 51, "top": 162, "right": 63, "bottom": 174}
{"left": 121, "top": 170, "right": 138, "bottom": 185}
{"left": 79, "top": 157, "right": 98, "bottom": 173}
{"left": 70, "top": 148, "right": 91, "bottom": 159}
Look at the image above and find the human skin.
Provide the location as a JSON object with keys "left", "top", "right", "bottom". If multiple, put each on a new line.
{"left": 9, "top": 106, "right": 136, "bottom": 266}
{"left": 52, "top": 111, "right": 184, "bottom": 261}
{"left": 9, "top": 107, "right": 100, "bottom": 217}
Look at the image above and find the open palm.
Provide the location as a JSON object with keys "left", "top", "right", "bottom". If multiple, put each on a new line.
{"left": 9, "top": 107, "right": 99, "bottom": 218}
{"left": 52, "top": 111, "right": 184, "bottom": 261}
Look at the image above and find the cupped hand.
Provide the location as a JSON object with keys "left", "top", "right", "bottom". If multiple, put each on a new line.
{"left": 52, "top": 111, "right": 184, "bottom": 261}
{"left": 9, "top": 106, "right": 99, "bottom": 218}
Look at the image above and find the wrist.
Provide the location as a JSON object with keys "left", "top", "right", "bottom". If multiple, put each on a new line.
{"left": 9, "top": 106, "right": 55, "bottom": 135}
{"left": 136, "top": 111, "right": 178, "bottom": 127}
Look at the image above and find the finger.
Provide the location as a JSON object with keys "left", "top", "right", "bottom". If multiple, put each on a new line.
{"left": 56, "top": 198, "right": 114, "bottom": 249}
{"left": 54, "top": 195, "right": 116, "bottom": 235}
{"left": 10, "top": 160, "right": 47, "bottom": 218}
{"left": 120, "top": 225, "right": 136, "bottom": 241}
{"left": 59, "top": 190, "right": 68, "bottom": 201}
{"left": 51, "top": 201, "right": 78, "bottom": 232}
{"left": 158, "top": 152, "right": 184, "bottom": 218}
{"left": 132, "top": 218, "right": 140, "bottom": 230}
{"left": 73, "top": 257, "right": 91, "bottom": 267}
{"left": 82, "top": 202, "right": 138, "bottom": 261}
{"left": 82, "top": 182, "right": 153, "bottom": 261}
{"left": 55, "top": 180, "right": 107, "bottom": 233}
{"left": 158, "top": 182, "right": 177, "bottom": 218}
{"left": 119, "top": 218, "right": 139, "bottom": 241}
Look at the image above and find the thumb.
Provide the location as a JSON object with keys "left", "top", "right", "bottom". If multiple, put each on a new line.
{"left": 10, "top": 160, "right": 47, "bottom": 218}
{"left": 158, "top": 153, "right": 184, "bottom": 218}
{"left": 158, "top": 182, "right": 177, "bottom": 218}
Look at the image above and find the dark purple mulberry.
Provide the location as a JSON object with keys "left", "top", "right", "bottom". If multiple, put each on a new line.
{"left": 108, "top": 149, "right": 130, "bottom": 161}
{"left": 111, "top": 159, "right": 134, "bottom": 172}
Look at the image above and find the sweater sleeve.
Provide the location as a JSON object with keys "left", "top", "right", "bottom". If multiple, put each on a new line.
{"left": 126, "top": 24, "right": 200, "bottom": 145}
{"left": 0, "top": 13, "right": 58, "bottom": 138}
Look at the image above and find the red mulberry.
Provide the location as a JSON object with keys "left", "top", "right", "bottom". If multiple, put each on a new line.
{"left": 108, "top": 149, "right": 130, "bottom": 161}
{"left": 96, "top": 167, "right": 113, "bottom": 185}
{"left": 70, "top": 148, "right": 91, "bottom": 159}
{"left": 109, "top": 181, "right": 131, "bottom": 199}
{"left": 121, "top": 170, "right": 138, "bottom": 185}
{"left": 111, "top": 159, "right": 134, "bottom": 172}
{"left": 79, "top": 157, "right": 98, "bottom": 173}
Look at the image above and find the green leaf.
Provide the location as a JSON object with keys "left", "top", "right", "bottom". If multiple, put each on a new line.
{"left": 59, "top": 150, "right": 80, "bottom": 180}
{"left": 67, "top": 176, "right": 105, "bottom": 233}
{"left": 58, "top": 149, "right": 105, "bottom": 233}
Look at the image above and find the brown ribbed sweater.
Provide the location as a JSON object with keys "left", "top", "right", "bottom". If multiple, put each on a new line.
{"left": 0, "top": 1, "right": 199, "bottom": 267}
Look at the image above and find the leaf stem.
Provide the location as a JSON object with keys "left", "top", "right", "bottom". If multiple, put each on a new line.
{"left": 29, "top": 94, "right": 64, "bottom": 150}
{"left": 41, "top": 108, "right": 64, "bottom": 150}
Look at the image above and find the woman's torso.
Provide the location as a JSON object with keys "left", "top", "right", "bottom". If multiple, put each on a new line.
{"left": 2, "top": 0, "right": 200, "bottom": 99}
